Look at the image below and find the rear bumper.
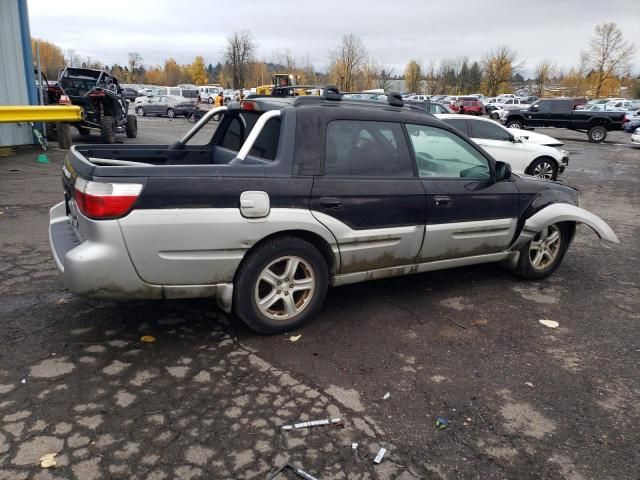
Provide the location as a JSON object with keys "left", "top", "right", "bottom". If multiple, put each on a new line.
{"left": 48, "top": 201, "right": 233, "bottom": 310}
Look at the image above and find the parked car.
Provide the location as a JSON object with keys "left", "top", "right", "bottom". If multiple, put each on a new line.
{"left": 454, "top": 100, "right": 484, "bottom": 115}
{"left": 503, "top": 97, "right": 626, "bottom": 142}
{"left": 134, "top": 87, "right": 197, "bottom": 104}
{"left": 631, "top": 127, "right": 640, "bottom": 145}
{"left": 134, "top": 95, "right": 195, "bottom": 118}
{"left": 604, "top": 99, "right": 634, "bottom": 111}
{"left": 405, "top": 101, "right": 455, "bottom": 114}
{"left": 430, "top": 95, "right": 448, "bottom": 102}
{"left": 437, "top": 114, "right": 568, "bottom": 180}
{"left": 48, "top": 92, "right": 618, "bottom": 334}
{"left": 488, "top": 98, "right": 530, "bottom": 113}
{"left": 406, "top": 94, "right": 430, "bottom": 102}
{"left": 121, "top": 87, "right": 140, "bottom": 102}
{"left": 197, "top": 85, "right": 223, "bottom": 104}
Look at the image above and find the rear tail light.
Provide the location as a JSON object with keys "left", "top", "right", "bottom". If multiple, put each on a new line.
{"left": 59, "top": 95, "right": 71, "bottom": 105}
{"left": 73, "top": 178, "right": 142, "bottom": 220}
{"left": 240, "top": 100, "right": 258, "bottom": 111}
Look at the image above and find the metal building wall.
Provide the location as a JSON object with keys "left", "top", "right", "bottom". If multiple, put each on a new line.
{"left": 0, "top": 0, "right": 37, "bottom": 146}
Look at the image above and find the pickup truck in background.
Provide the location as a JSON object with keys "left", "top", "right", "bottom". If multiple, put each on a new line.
{"left": 49, "top": 91, "right": 619, "bottom": 333}
{"left": 503, "top": 97, "right": 626, "bottom": 142}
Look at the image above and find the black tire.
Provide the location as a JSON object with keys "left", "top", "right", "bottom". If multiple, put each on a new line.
{"left": 57, "top": 122, "right": 72, "bottom": 150}
{"left": 506, "top": 119, "right": 523, "bottom": 129}
{"left": 208, "top": 97, "right": 214, "bottom": 104}
{"left": 526, "top": 156, "right": 558, "bottom": 180}
{"left": 187, "top": 112, "right": 198, "bottom": 124}
{"left": 99, "top": 115, "right": 116, "bottom": 144}
{"left": 587, "top": 125, "right": 607, "bottom": 143}
{"left": 136, "top": 106, "right": 145, "bottom": 116}
{"left": 45, "top": 123, "right": 57, "bottom": 141}
{"left": 233, "top": 236, "right": 329, "bottom": 334}
{"left": 76, "top": 126, "right": 90, "bottom": 136}
{"left": 125, "top": 115, "right": 137, "bottom": 138}
{"left": 167, "top": 108, "right": 175, "bottom": 118}
{"left": 512, "top": 223, "right": 570, "bottom": 280}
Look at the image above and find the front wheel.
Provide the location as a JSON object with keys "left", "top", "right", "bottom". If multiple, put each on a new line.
{"left": 125, "top": 114, "right": 137, "bottom": 138}
{"left": 167, "top": 108, "right": 175, "bottom": 118}
{"left": 506, "top": 119, "right": 523, "bottom": 129}
{"left": 233, "top": 236, "right": 329, "bottom": 334}
{"left": 587, "top": 125, "right": 607, "bottom": 143}
{"left": 136, "top": 106, "right": 145, "bottom": 116}
{"left": 512, "top": 223, "right": 569, "bottom": 280}
{"left": 208, "top": 97, "right": 214, "bottom": 104}
{"left": 99, "top": 115, "right": 116, "bottom": 144}
{"left": 186, "top": 112, "right": 198, "bottom": 124}
{"left": 527, "top": 157, "right": 557, "bottom": 180}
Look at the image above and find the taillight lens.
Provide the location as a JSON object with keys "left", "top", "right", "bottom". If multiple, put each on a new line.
{"left": 59, "top": 95, "right": 71, "bottom": 105}
{"left": 73, "top": 178, "right": 142, "bottom": 220}
{"left": 240, "top": 100, "right": 258, "bottom": 111}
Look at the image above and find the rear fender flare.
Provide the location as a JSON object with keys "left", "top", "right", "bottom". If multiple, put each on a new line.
{"left": 511, "top": 202, "right": 619, "bottom": 251}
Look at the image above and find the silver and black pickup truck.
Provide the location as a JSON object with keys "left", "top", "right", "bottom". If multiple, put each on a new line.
{"left": 49, "top": 90, "right": 619, "bottom": 333}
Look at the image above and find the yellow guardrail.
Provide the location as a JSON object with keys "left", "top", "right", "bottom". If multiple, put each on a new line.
{"left": 0, "top": 105, "right": 82, "bottom": 123}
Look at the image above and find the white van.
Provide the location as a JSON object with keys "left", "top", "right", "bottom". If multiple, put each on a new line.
{"left": 197, "top": 85, "right": 223, "bottom": 104}
{"left": 134, "top": 87, "right": 197, "bottom": 105}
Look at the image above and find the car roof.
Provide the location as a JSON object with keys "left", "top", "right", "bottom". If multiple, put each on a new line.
{"left": 234, "top": 94, "right": 448, "bottom": 125}
{"left": 435, "top": 113, "right": 496, "bottom": 123}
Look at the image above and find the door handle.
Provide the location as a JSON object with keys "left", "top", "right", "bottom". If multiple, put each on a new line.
{"left": 435, "top": 196, "right": 451, "bottom": 207}
{"left": 319, "top": 197, "right": 343, "bottom": 210}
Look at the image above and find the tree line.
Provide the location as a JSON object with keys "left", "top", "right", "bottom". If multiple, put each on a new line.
{"left": 32, "top": 22, "right": 637, "bottom": 98}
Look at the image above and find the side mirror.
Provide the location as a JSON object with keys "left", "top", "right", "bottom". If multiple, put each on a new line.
{"left": 495, "top": 161, "right": 512, "bottom": 181}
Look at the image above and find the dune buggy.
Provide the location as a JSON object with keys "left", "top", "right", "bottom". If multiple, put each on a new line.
{"left": 57, "top": 67, "right": 137, "bottom": 143}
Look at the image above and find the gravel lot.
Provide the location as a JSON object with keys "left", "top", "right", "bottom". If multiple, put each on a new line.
{"left": 0, "top": 115, "right": 638, "bottom": 479}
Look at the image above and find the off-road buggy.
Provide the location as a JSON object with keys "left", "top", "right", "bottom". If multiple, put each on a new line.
{"left": 57, "top": 67, "right": 137, "bottom": 143}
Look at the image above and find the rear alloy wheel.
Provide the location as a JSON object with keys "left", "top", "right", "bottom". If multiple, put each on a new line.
{"left": 587, "top": 125, "right": 607, "bottom": 143}
{"left": 513, "top": 223, "right": 569, "bottom": 280}
{"left": 167, "top": 108, "right": 175, "bottom": 118}
{"left": 506, "top": 119, "right": 523, "bottom": 129}
{"left": 136, "top": 106, "right": 145, "bottom": 116}
{"left": 233, "top": 236, "right": 328, "bottom": 334}
{"left": 527, "top": 157, "right": 557, "bottom": 180}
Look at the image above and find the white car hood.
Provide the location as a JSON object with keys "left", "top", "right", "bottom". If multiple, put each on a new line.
{"left": 510, "top": 129, "right": 563, "bottom": 147}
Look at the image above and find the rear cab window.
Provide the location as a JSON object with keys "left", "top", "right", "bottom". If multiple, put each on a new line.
{"left": 216, "top": 111, "right": 282, "bottom": 161}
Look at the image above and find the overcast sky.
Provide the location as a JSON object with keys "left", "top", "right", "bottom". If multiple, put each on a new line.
{"left": 27, "top": 0, "right": 640, "bottom": 76}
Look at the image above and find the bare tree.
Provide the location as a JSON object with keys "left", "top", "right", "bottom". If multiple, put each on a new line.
{"left": 534, "top": 60, "right": 555, "bottom": 97}
{"left": 481, "top": 45, "right": 520, "bottom": 96}
{"left": 225, "top": 30, "right": 256, "bottom": 88}
{"left": 376, "top": 64, "right": 395, "bottom": 91}
{"left": 328, "top": 34, "right": 367, "bottom": 92}
{"left": 65, "top": 49, "right": 80, "bottom": 68}
{"left": 404, "top": 60, "right": 422, "bottom": 93}
{"left": 128, "top": 52, "right": 143, "bottom": 83}
{"left": 583, "top": 22, "right": 636, "bottom": 98}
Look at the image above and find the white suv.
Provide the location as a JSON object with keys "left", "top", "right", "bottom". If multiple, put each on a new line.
{"left": 436, "top": 114, "right": 568, "bottom": 180}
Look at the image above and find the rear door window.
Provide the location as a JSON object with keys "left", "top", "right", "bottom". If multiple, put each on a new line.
{"left": 324, "top": 120, "right": 414, "bottom": 177}
{"left": 469, "top": 120, "right": 511, "bottom": 141}
{"left": 441, "top": 118, "right": 470, "bottom": 136}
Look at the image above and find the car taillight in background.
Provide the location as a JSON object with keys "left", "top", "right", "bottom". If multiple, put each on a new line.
{"left": 73, "top": 178, "right": 143, "bottom": 220}
{"left": 59, "top": 95, "right": 71, "bottom": 105}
